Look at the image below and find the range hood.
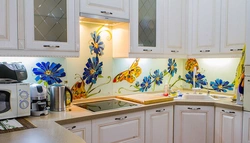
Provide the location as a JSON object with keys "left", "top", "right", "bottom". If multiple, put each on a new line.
{"left": 79, "top": 12, "right": 129, "bottom": 26}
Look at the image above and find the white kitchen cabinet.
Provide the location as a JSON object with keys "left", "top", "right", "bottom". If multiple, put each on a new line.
{"left": 62, "top": 120, "right": 92, "bottom": 143}
{"left": 174, "top": 105, "right": 214, "bottom": 143}
{"left": 246, "top": 0, "right": 250, "bottom": 66}
{"left": 220, "top": 0, "right": 247, "bottom": 54}
{"left": 163, "top": 0, "right": 187, "bottom": 56}
{"left": 92, "top": 111, "right": 144, "bottom": 143}
{"left": 19, "top": 0, "right": 79, "bottom": 57}
{"left": 80, "top": 0, "right": 129, "bottom": 20}
{"left": 188, "top": 0, "right": 221, "bottom": 55}
{"left": 145, "top": 106, "right": 173, "bottom": 143}
{"left": 130, "top": 0, "right": 164, "bottom": 55}
{"left": 0, "top": 0, "right": 18, "bottom": 50}
{"left": 243, "top": 111, "right": 250, "bottom": 143}
{"left": 215, "top": 107, "right": 242, "bottom": 143}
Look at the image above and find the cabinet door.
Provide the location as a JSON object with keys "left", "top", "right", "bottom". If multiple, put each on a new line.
{"left": 220, "top": 0, "right": 247, "bottom": 53}
{"left": 174, "top": 105, "right": 214, "bottom": 143}
{"left": 63, "top": 120, "right": 91, "bottom": 143}
{"left": 243, "top": 111, "right": 250, "bottom": 143}
{"left": 92, "top": 111, "right": 144, "bottom": 143}
{"left": 0, "top": 0, "right": 17, "bottom": 49}
{"left": 23, "top": 0, "right": 79, "bottom": 53}
{"left": 215, "top": 107, "right": 242, "bottom": 143}
{"left": 163, "top": 0, "right": 187, "bottom": 55}
{"left": 245, "top": 0, "right": 250, "bottom": 66}
{"left": 80, "top": 0, "right": 129, "bottom": 20}
{"left": 130, "top": 0, "right": 164, "bottom": 54}
{"left": 189, "top": 0, "right": 221, "bottom": 55}
{"left": 146, "top": 106, "right": 173, "bottom": 143}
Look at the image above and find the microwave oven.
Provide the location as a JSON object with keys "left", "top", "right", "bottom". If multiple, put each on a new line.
{"left": 0, "top": 83, "right": 30, "bottom": 120}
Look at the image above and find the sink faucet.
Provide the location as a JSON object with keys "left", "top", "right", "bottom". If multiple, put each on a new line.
{"left": 192, "top": 67, "right": 201, "bottom": 94}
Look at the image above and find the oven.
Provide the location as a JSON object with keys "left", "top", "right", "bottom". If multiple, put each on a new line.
{"left": 0, "top": 83, "right": 30, "bottom": 120}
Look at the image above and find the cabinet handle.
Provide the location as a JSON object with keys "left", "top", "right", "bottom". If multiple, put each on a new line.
{"left": 100, "top": 11, "right": 113, "bottom": 15}
{"left": 187, "top": 107, "right": 201, "bottom": 110}
{"left": 171, "top": 50, "right": 179, "bottom": 53}
{"left": 230, "top": 49, "right": 242, "bottom": 52}
{"left": 44, "top": 45, "right": 60, "bottom": 48}
{"left": 143, "top": 49, "right": 153, "bottom": 52}
{"left": 156, "top": 109, "right": 165, "bottom": 112}
{"left": 67, "top": 125, "right": 76, "bottom": 131}
{"left": 115, "top": 116, "right": 127, "bottom": 120}
{"left": 222, "top": 110, "right": 235, "bottom": 114}
{"left": 199, "top": 50, "right": 210, "bottom": 53}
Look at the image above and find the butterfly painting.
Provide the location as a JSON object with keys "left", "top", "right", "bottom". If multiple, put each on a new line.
{"left": 113, "top": 58, "right": 142, "bottom": 83}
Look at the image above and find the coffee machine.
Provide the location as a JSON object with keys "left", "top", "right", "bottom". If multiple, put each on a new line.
{"left": 30, "top": 84, "right": 49, "bottom": 116}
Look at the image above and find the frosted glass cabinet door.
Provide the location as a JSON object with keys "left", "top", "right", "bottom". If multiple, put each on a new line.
{"left": 23, "top": 0, "right": 78, "bottom": 52}
{"left": 0, "top": 0, "right": 18, "bottom": 49}
{"left": 130, "top": 0, "right": 164, "bottom": 54}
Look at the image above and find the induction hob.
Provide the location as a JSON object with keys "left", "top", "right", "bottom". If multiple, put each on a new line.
{"left": 75, "top": 99, "right": 138, "bottom": 112}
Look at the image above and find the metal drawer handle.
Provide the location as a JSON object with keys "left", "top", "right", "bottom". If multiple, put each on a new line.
{"left": 230, "top": 49, "right": 243, "bottom": 52}
{"left": 101, "top": 11, "right": 113, "bottom": 15}
{"left": 143, "top": 49, "right": 153, "bottom": 52}
{"left": 156, "top": 109, "right": 166, "bottom": 112}
{"left": 44, "top": 45, "right": 60, "bottom": 48}
{"left": 67, "top": 125, "right": 76, "bottom": 130}
{"left": 222, "top": 110, "right": 235, "bottom": 114}
{"left": 115, "top": 116, "right": 127, "bottom": 120}
{"left": 199, "top": 50, "right": 210, "bottom": 53}
{"left": 171, "top": 50, "right": 179, "bottom": 53}
{"left": 187, "top": 107, "right": 201, "bottom": 110}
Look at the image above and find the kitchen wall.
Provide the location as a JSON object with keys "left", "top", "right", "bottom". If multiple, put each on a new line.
{"left": 0, "top": 23, "right": 240, "bottom": 100}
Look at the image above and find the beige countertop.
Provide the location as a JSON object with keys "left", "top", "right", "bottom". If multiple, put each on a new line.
{"left": 0, "top": 94, "right": 243, "bottom": 143}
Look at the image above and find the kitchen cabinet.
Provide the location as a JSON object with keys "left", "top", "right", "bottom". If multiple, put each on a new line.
{"left": 188, "top": 0, "right": 221, "bottom": 55}
{"left": 145, "top": 106, "right": 173, "bottom": 143}
{"left": 246, "top": 0, "right": 250, "bottom": 66}
{"left": 163, "top": 0, "right": 187, "bottom": 56}
{"left": 19, "top": 0, "right": 79, "bottom": 57}
{"left": 243, "top": 111, "right": 250, "bottom": 143}
{"left": 0, "top": 0, "right": 18, "bottom": 50}
{"left": 130, "top": 0, "right": 164, "bottom": 55}
{"left": 174, "top": 105, "right": 214, "bottom": 143}
{"left": 80, "top": 0, "right": 129, "bottom": 20}
{"left": 62, "top": 120, "right": 92, "bottom": 143}
{"left": 215, "top": 107, "right": 242, "bottom": 143}
{"left": 92, "top": 111, "right": 144, "bottom": 143}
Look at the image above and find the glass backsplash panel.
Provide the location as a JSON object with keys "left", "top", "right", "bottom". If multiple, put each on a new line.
{"left": 34, "top": 0, "right": 67, "bottom": 42}
{"left": 138, "top": 0, "right": 156, "bottom": 47}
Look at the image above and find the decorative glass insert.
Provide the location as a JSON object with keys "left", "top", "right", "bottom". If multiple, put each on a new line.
{"left": 34, "top": 0, "right": 67, "bottom": 42}
{"left": 138, "top": 0, "right": 156, "bottom": 47}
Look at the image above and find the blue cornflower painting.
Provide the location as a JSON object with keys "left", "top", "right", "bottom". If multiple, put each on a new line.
{"left": 32, "top": 62, "right": 66, "bottom": 85}
{"left": 167, "top": 59, "right": 177, "bottom": 77}
{"left": 89, "top": 31, "right": 105, "bottom": 56}
{"left": 185, "top": 71, "right": 207, "bottom": 88}
{"left": 210, "top": 79, "right": 234, "bottom": 92}
{"left": 139, "top": 76, "right": 152, "bottom": 92}
{"left": 152, "top": 69, "right": 163, "bottom": 86}
{"left": 83, "top": 57, "right": 103, "bottom": 84}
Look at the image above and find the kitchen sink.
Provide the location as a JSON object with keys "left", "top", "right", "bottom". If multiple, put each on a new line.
{"left": 74, "top": 99, "right": 138, "bottom": 112}
{"left": 180, "top": 94, "right": 217, "bottom": 100}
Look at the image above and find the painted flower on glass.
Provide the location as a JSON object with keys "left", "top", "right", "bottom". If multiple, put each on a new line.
{"left": 152, "top": 69, "right": 163, "bottom": 85}
{"left": 167, "top": 59, "right": 177, "bottom": 77}
{"left": 32, "top": 62, "right": 66, "bottom": 85}
{"left": 89, "top": 31, "right": 105, "bottom": 56}
{"left": 139, "top": 76, "right": 152, "bottom": 92}
{"left": 210, "top": 79, "right": 234, "bottom": 92}
{"left": 185, "top": 71, "right": 207, "bottom": 88}
{"left": 83, "top": 57, "right": 103, "bottom": 84}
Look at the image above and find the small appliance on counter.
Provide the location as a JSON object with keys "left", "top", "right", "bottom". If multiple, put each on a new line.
{"left": 49, "top": 84, "right": 73, "bottom": 112}
{"left": 30, "top": 83, "right": 49, "bottom": 116}
{"left": 0, "top": 62, "right": 27, "bottom": 83}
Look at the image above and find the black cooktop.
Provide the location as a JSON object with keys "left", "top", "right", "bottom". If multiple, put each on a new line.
{"left": 75, "top": 99, "right": 138, "bottom": 112}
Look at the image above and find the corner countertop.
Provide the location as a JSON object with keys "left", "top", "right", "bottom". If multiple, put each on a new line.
{"left": 0, "top": 93, "right": 243, "bottom": 143}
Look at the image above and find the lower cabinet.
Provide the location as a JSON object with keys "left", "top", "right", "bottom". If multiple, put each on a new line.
{"left": 243, "top": 111, "right": 250, "bottom": 143}
{"left": 92, "top": 111, "right": 144, "bottom": 143}
{"left": 215, "top": 107, "right": 242, "bottom": 143}
{"left": 145, "top": 106, "right": 173, "bottom": 143}
{"left": 174, "top": 105, "right": 214, "bottom": 143}
{"left": 62, "top": 120, "right": 92, "bottom": 143}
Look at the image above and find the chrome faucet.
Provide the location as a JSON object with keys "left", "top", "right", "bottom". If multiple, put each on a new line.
{"left": 192, "top": 67, "right": 201, "bottom": 94}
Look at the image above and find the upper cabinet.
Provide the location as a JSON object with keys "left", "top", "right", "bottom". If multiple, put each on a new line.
{"left": 189, "top": 0, "right": 221, "bottom": 55}
{"left": 0, "top": 0, "right": 18, "bottom": 50}
{"left": 80, "top": 0, "right": 129, "bottom": 20}
{"left": 247, "top": 1, "right": 250, "bottom": 66}
{"left": 130, "top": 0, "right": 164, "bottom": 54}
{"left": 20, "top": 0, "right": 79, "bottom": 57}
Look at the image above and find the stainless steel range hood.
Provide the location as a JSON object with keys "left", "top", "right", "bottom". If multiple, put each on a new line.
{"left": 79, "top": 12, "right": 129, "bottom": 26}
